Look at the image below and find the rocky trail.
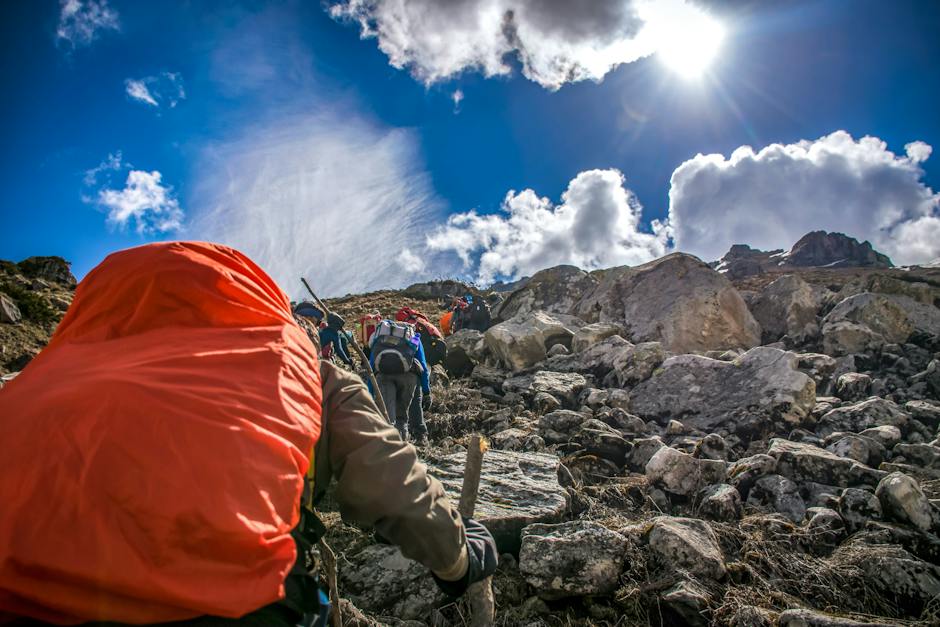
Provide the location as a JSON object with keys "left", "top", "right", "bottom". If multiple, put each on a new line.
{"left": 3, "top": 232, "right": 940, "bottom": 626}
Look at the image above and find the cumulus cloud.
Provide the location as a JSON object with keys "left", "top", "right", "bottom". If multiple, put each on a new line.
{"left": 97, "top": 170, "right": 184, "bottom": 234}
{"left": 56, "top": 0, "right": 119, "bottom": 48}
{"left": 188, "top": 112, "right": 442, "bottom": 298}
{"left": 668, "top": 130, "right": 940, "bottom": 265}
{"left": 125, "top": 73, "right": 186, "bottom": 108}
{"left": 329, "top": 0, "right": 718, "bottom": 90}
{"left": 426, "top": 169, "right": 670, "bottom": 283}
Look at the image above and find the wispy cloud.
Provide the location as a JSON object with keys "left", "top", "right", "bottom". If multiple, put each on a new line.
{"left": 189, "top": 111, "right": 443, "bottom": 297}
{"left": 124, "top": 72, "right": 186, "bottom": 108}
{"left": 56, "top": 0, "right": 119, "bottom": 48}
{"left": 83, "top": 151, "right": 125, "bottom": 186}
{"left": 451, "top": 89, "right": 464, "bottom": 114}
{"left": 95, "top": 170, "right": 184, "bottom": 235}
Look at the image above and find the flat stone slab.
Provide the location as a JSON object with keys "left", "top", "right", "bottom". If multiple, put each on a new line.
{"left": 428, "top": 449, "right": 568, "bottom": 552}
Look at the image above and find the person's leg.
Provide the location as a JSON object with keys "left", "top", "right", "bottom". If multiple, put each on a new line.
{"left": 408, "top": 385, "right": 428, "bottom": 443}
{"left": 394, "top": 373, "right": 417, "bottom": 441}
{"left": 376, "top": 374, "right": 398, "bottom": 426}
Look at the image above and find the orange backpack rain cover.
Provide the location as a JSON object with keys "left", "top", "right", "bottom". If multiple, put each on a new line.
{"left": 0, "top": 242, "right": 322, "bottom": 624}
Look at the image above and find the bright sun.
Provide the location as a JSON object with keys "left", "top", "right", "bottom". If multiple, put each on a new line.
{"left": 655, "top": 12, "right": 726, "bottom": 79}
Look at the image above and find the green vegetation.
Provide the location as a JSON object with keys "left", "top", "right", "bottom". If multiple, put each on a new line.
{"left": 0, "top": 281, "right": 57, "bottom": 326}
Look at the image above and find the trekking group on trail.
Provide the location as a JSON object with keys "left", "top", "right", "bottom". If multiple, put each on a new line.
{"left": 0, "top": 242, "right": 497, "bottom": 627}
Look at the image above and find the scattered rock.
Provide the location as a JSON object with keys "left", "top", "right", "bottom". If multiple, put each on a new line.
{"left": 646, "top": 446, "right": 727, "bottom": 497}
{"left": 816, "top": 398, "right": 909, "bottom": 438}
{"left": 749, "top": 274, "right": 819, "bottom": 343}
{"left": 518, "top": 521, "right": 629, "bottom": 599}
{"left": 485, "top": 311, "right": 577, "bottom": 371}
{"left": 747, "top": 474, "right": 806, "bottom": 523}
{"left": 821, "top": 293, "right": 914, "bottom": 355}
{"left": 697, "top": 484, "right": 742, "bottom": 521}
{"left": 443, "top": 329, "right": 486, "bottom": 377}
{"left": 660, "top": 580, "right": 712, "bottom": 626}
{"left": 777, "top": 608, "right": 895, "bottom": 626}
{"left": 835, "top": 372, "right": 871, "bottom": 402}
{"left": 571, "top": 322, "right": 621, "bottom": 353}
{"left": 647, "top": 516, "right": 727, "bottom": 580}
{"left": 0, "top": 293, "right": 21, "bottom": 324}
{"left": 768, "top": 439, "right": 885, "bottom": 488}
{"left": 631, "top": 347, "right": 816, "bottom": 435}
{"left": 875, "top": 472, "right": 940, "bottom": 533}
{"left": 503, "top": 371, "right": 587, "bottom": 405}
{"left": 340, "top": 544, "right": 446, "bottom": 620}
{"left": 838, "top": 487, "right": 882, "bottom": 532}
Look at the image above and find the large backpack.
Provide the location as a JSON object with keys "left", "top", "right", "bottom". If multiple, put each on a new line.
{"left": 370, "top": 320, "right": 419, "bottom": 374}
{"left": 358, "top": 313, "right": 382, "bottom": 346}
{"left": 466, "top": 298, "right": 492, "bottom": 331}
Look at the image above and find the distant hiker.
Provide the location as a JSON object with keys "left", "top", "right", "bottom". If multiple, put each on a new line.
{"left": 319, "top": 312, "right": 354, "bottom": 367}
{"left": 395, "top": 305, "right": 447, "bottom": 367}
{"left": 357, "top": 311, "right": 382, "bottom": 356}
{"left": 453, "top": 293, "right": 491, "bottom": 333}
{"left": 0, "top": 242, "right": 497, "bottom": 626}
{"left": 368, "top": 318, "right": 431, "bottom": 442}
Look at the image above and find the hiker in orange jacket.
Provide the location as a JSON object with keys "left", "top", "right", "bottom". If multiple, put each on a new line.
{"left": 0, "top": 242, "right": 497, "bottom": 627}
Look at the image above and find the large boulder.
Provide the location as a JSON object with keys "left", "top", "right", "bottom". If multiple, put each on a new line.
{"left": 428, "top": 449, "right": 567, "bottom": 552}
{"left": 571, "top": 322, "right": 621, "bottom": 353}
{"left": 749, "top": 274, "right": 819, "bottom": 344}
{"left": 768, "top": 439, "right": 885, "bottom": 487}
{"left": 647, "top": 516, "right": 727, "bottom": 580}
{"left": 630, "top": 347, "right": 815, "bottom": 435}
{"left": 575, "top": 253, "right": 760, "bottom": 354}
{"left": 821, "top": 293, "right": 914, "bottom": 355}
{"left": 443, "top": 328, "right": 486, "bottom": 377}
{"left": 816, "top": 398, "right": 910, "bottom": 437}
{"left": 484, "top": 311, "right": 577, "bottom": 371}
{"left": 494, "top": 265, "right": 598, "bottom": 321}
{"left": 519, "top": 521, "right": 629, "bottom": 599}
{"left": 340, "top": 544, "right": 446, "bottom": 619}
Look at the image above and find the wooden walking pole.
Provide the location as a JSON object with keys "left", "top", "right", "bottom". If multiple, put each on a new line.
{"left": 300, "top": 277, "right": 390, "bottom": 424}
{"left": 458, "top": 435, "right": 496, "bottom": 627}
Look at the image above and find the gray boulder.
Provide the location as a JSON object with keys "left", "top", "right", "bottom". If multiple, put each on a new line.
{"left": 825, "top": 433, "right": 886, "bottom": 468}
{"left": 575, "top": 253, "right": 760, "bottom": 354}
{"left": 494, "top": 265, "right": 597, "bottom": 320}
{"left": 838, "top": 487, "right": 882, "bottom": 532}
{"left": 429, "top": 449, "right": 567, "bottom": 552}
{"left": 858, "top": 425, "right": 902, "bottom": 449}
{"left": 484, "top": 311, "right": 577, "bottom": 371}
{"left": 816, "top": 398, "right": 910, "bottom": 437}
{"left": 503, "top": 371, "right": 587, "bottom": 405}
{"left": 646, "top": 446, "right": 727, "bottom": 497}
{"left": 0, "top": 293, "right": 21, "bottom": 324}
{"left": 746, "top": 474, "right": 806, "bottom": 523}
{"left": 821, "top": 293, "right": 914, "bottom": 355}
{"left": 631, "top": 347, "right": 815, "bottom": 434}
{"left": 749, "top": 274, "right": 819, "bottom": 343}
{"left": 777, "top": 608, "right": 895, "bottom": 626}
{"left": 648, "top": 516, "right": 727, "bottom": 580}
{"left": 727, "top": 454, "right": 777, "bottom": 499}
{"left": 697, "top": 484, "right": 742, "bottom": 521}
{"left": 340, "top": 544, "right": 446, "bottom": 619}
{"left": 519, "top": 521, "right": 629, "bottom": 599}
{"left": 443, "top": 329, "right": 486, "bottom": 377}
{"left": 834, "top": 372, "right": 871, "bottom": 402}
{"left": 875, "top": 472, "right": 940, "bottom": 533}
{"left": 768, "top": 439, "right": 885, "bottom": 487}
{"left": 571, "top": 322, "right": 621, "bottom": 353}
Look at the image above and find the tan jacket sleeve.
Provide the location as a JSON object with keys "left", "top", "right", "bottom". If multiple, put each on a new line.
{"left": 313, "top": 362, "right": 468, "bottom": 579}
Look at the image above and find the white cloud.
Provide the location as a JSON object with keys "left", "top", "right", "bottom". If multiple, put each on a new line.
{"left": 426, "top": 169, "right": 670, "bottom": 284}
{"left": 452, "top": 89, "right": 464, "bottom": 113}
{"left": 329, "top": 0, "right": 720, "bottom": 90}
{"left": 83, "top": 151, "right": 125, "bottom": 186}
{"left": 97, "top": 170, "right": 184, "bottom": 234}
{"left": 397, "top": 248, "right": 427, "bottom": 275}
{"left": 56, "top": 0, "right": 119, "bottom": 48}
{"left": 125, "top": 73, "right": 186, "bottom": 108}
{"left": 188, "top": 112, "right": 442, "bottom": 298}
{"left": 668, "top": 130, "right": 940, "bottom": 265}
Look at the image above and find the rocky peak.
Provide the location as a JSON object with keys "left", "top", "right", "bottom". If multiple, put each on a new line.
{"left": 787, "top": 231, "right": 893, "bottom": 268}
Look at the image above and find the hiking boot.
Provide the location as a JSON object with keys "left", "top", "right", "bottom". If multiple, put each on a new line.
{"left": 415, "top": 434, "right": 430, "bottom": 448}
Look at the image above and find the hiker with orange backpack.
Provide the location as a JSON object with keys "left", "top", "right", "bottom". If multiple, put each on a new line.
{"left": 0, "top": 242, "right": 497, "bottom": 626}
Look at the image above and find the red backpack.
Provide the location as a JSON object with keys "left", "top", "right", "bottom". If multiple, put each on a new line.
{"left": 395, "top": 307, "right": 443, "bottom": 339}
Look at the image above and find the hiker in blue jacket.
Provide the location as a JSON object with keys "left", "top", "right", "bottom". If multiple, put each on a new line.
{"left": 319, "top": 313, "right": 354, "bottom": 367}
{"left": 369, "top": 322, "right": 431, "bottom": 445}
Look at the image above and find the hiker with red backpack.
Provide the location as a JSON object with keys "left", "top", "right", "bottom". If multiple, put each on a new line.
{"left": 368, "top": 318, "right": 432, "bottom": 446}
{"left": 395, "top": 306, "right": 447, "bottom": 367}
{"left": 0, "top": 242, "right": 497, "bottom": 626}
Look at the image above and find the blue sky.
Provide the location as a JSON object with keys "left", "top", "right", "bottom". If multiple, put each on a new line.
{"left": 2, "top": 0, "right": 939, "bottom": 295}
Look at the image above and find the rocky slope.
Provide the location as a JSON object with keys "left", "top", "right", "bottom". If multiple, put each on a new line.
{"left": 3, "top": 240, "right": 940, "bottom": 626}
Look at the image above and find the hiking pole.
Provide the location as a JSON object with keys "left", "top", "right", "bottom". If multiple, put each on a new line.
{"left": 300, "top": 277, "right": 390, "bottom": 424}
{"left": 458, "top": 435, "right": 495, "bottom": 627}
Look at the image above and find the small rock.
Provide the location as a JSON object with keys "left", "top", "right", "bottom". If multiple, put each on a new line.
{"left": 666, "top": 419, "right": 685, "bottom": 435}
{"left": 0, "top": 293, "right": 21, "bottom": 324}
{"left": 835, "top": 372, "right": 872, "bottom": 402}
{"left": 648, "top": 516, "right": 727, "bottom": 580}
{"left": 571, "top": 322, "right": 621, "bottom": 353}
{"left": 905, "top": 400, "right": 940, "bottom": 429}
{"left": 747, "top": 474, "right": 806, "bottom": 523}
{"left": 727, "top": 454, "right": 777, "bottom": 499}
{"left": 660, "top": 580, "right": 712, "bottom": 627}
{"left": 532, "top": 391, "right": 561, "bottom": 414}
{"left": 546, "top": 343, "right": 569, "bottom": 357}
{"left": 893, "top": 443, "right": 940, "bottom": 469}
{"left": 694, "top": 433, "right": 730, "bottom": 461}
{"left": 805, "top": 507, "right": 845, "bottom": 544}
{"left": 646, "top": 446, "right": 727, "bottom": 497}
{"left": 519, "top": 521, "right": 629, "bottom": 599}
{"left": 627, "top": 437, "right": 665, "bottom": 472}
{"left": 503, "top": 371, "right": 587, "bottom": 405}
{"left": 838, "top": 487, "right": 882, "bottom": 532}
{"left": 777, "top": 608, "right": 895, "bottom": 626}
{"left": 825, "top": 433, "right": 885, "bottom": 468}
{"left": 875, "top": 472, "right": 940, "bottom": 533}
{"left": 817, "top": 398, "right": 910, "bottom": 438}
{"left": 697, "top": 484, "right": 742, "bottom": 521}
{"left": 769, "top": 438, "right": 886, "bottom": 488}
{"left": 858, "top": 425, "right": 902, "bottom": 450}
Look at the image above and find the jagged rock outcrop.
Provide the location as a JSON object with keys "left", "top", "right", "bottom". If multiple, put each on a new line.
{"left": 493, "top": 265, "right": 597, "bottom": 321}
{"left": 576, "top": 254, "right": 761, "bottom": 353}
{"left": 630, "top": 347, "right": 815, "bottom": 435}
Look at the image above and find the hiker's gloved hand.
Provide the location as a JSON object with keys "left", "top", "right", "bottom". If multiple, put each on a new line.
{"left": 433, "top": 516, "right": 498, "bottom": 597}
{"left": 422, "top": 393, "right": 432, "bottom": 411}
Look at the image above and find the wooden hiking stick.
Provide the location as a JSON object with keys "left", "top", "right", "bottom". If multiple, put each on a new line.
{"left": 458, "top": 435, "right": 496, "bottom": 627}
{"left": 300, "top": 277, "right": 390, "bottom": 424}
